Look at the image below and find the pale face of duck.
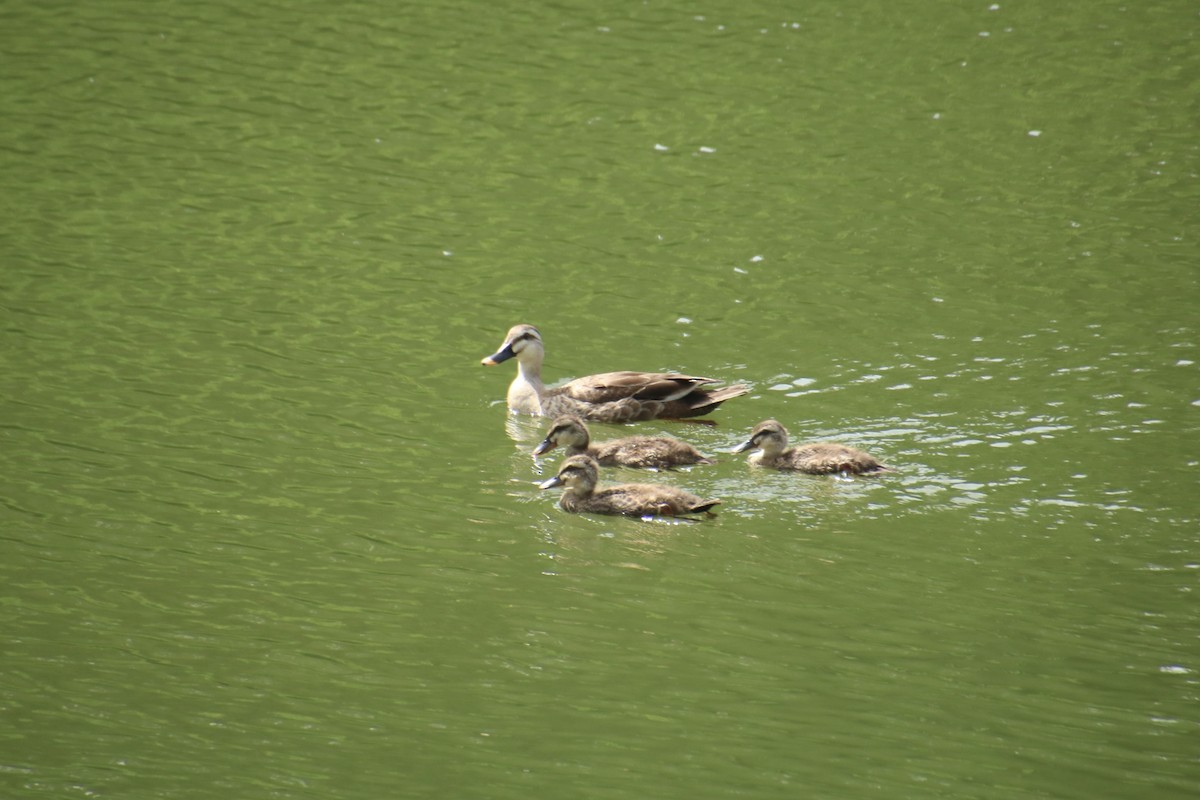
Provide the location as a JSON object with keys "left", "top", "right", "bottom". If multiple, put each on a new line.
{"left": 531, "top": 415, "right": 591, "bottom": 456}
{"left": 481, "top": 324, "right": 544, "bottom": 367}
{"left": 733, "top": 419, "right": 790, "bottom": 457}
{"left": 538, "top": 454, "right": 599, "bottom": 496}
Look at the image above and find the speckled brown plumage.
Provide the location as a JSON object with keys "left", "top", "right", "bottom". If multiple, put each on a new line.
{"left": 538, "top": 455, "right": 720, "bottom": 517}
{"left": 482, "top": 324, "right": 746, "bottom": 422}
{"left": 532, "top": 414, "right": 712, "bottom": 469}
{"left": 734, "top": 419, "right": 891, "bottom": 475}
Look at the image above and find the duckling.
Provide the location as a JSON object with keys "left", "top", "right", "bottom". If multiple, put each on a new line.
{"left": 532, "top": 414, "right": 713, "bottom": 470}
{"left": 734, "top": 419, "right": 891, "bottom": 475}
{"left": 481, "top": 324, "right": 746, "bottom": 422}
{"left": 538, "top": 455, "right": 720, "bottom": 517}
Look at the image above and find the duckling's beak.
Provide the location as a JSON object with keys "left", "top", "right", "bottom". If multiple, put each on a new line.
{"left": 481, "top": 341, "right": 516, "bottom": 366}
{"left": 729, "top": 438, "right": 757, "bottom": 454}
{"left": 538, "top": 475, "right": 564, "bottom": 490}
{"left": 531, "top": 437, "right": 557, "bottom": 457}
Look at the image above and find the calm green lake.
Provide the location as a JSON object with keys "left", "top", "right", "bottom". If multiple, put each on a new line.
{"left": 2, "top": 1, "right": 1197, "bottom": 798}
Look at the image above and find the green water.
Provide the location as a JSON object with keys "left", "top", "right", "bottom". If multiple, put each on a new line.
{"left": 2, "top": 1, "right": 1197, "bottom": 798}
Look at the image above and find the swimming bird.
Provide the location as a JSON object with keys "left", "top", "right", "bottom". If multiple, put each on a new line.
{"left": 481, "top": 324, "right": 746, "bottom": 423}
{"left": 538, "top": 454, "right": 720, "bottom": 517}
{"left": 733, "top": 419, "right": 891, "bottom": 475}
{"left": 532, "top": 414, "right": 713, "bottom": 469}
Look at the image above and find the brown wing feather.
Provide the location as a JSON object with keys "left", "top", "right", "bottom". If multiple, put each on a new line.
{"left": 560, "top": 371, "right": 718, "bottom": 404}
{"left": 543, "top": 372, "right": 747, "bottom": 423}
{"left": 787, "top": 442, "right": 890, "bottom": 474}
{"left": 582, "top": 485, "right": 717, "bottom": 517}
{"left": 655, "top": 384, "right": 749, "bottom": 420}
{"left": 592, "top": 435, "right": 711, "bottom": 469}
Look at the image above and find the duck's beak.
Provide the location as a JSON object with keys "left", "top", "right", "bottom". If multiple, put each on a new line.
{"left": 729, "top": 438, "right": 757, "bottom": 454}
{"left": 531, "top": 437, "right": 557, "bottom": 457}
{"left": 538, "top": 475, "right": 564, "bottom": 490}
{"left": 481, "top": 341, "right": 516, "bottom": 366}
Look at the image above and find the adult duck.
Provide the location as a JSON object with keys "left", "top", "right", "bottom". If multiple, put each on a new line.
{"left": 538, "top": 455, "right": 720, "bottom": 517}
{"left": 733, "top": 419, "right": 891, "bottom": 475}
{"left": 481, "top": 324, "right": 746, "bottom": 423}
{"left": 532, "top": 414, "right": 712, "bottom": 469}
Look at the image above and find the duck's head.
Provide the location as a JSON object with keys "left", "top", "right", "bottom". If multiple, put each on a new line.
{"left": 538, "top": 454, "right": 599, "bottom": 493}
{"left": 481, "top": 324, "right": 543, "bottom": 366}
{"left": 532, "top": 414, "right": 590, "bottom": 456}
{"left": 732, "top": 419, "right": 789, "bottom": 455}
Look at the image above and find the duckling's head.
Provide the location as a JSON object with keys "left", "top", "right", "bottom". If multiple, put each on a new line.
{"left": 732, "top": 419, "right": 789, "bottom": 456}
{"left": 481, "top": 324, "right": 543, "bottom": 366}
{"left": 531, "top": 415, "right": 591, "bottom": 456}
{"left": 538, "top": 454, "right": 599, "bottom": 495}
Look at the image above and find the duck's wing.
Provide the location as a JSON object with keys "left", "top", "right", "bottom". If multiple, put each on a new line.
{"left": 591, "top": 484, "right": 718, "bottom": 517}
{"left": 542, "top": 372, "right": 746, "bottom": 422}
{"left": 790, "top": 442, "right": 891, "bottom": 474}
{"left": 559, "top": 371, "right": 718, "bottom": 404}
{"left": 593, "top": 435, "right": 711, "bottom": 469}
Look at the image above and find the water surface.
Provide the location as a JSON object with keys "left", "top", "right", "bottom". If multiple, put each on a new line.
{"left": 2, "top": 1, "right": 1197, "bottom": 798}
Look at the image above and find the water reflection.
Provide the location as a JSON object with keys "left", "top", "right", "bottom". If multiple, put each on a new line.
{"left": 4, "top": 0, "right": 1196, "bottom": 795}
{"left": 492, "top": 376, "right": 1172, "bottom": 529}
{"left": 503, "top": 411, "right": 550, "bottom": 446}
